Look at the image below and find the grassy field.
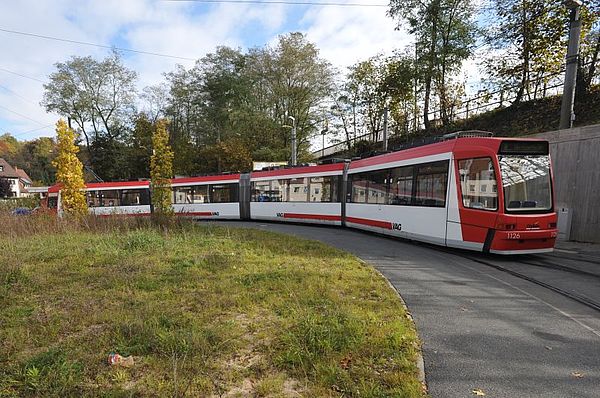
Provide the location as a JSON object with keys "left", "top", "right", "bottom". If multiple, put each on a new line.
{"left": 0, "top": 215, "right": 424, "bottom": 397}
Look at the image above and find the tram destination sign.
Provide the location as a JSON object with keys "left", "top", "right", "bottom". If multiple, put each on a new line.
{"left": 499, "top": 140, "right": 549, "bottom": 155}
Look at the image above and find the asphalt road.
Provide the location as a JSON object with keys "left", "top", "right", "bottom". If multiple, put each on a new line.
{"left": 215, "top": 221, "right": 600, "bottom": 398}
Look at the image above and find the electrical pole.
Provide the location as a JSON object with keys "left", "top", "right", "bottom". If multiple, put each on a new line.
{"left": 288, "top": 116, "right": 297, "bottom": 166}
{"left": 559, "top": 0, "right": 583, "bottom": 130}
{"left": 382, "top": 106, "right": 389, "bottom": 152}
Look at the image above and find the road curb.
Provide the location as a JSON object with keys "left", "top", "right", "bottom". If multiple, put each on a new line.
{"left": 365, "top": 260, "right": 428, "bottom": 393}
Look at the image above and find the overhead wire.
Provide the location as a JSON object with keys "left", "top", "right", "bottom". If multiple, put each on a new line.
{"left": 0, "top": 84, "right": 38, "bottom": 105}
{"left": 0, "top": 0, "right": 390, "bottom": 138}
{"left": 0, "top": 27, "right": 196, "bottom": 61}
{"left": 0, "top": 67, "right": 45, "bottom": 83}
{"left": 0, "top": 103, "right": 51, "bottom": 126}
{"left": 6, "top": 124, "right": 54, "bottom": 138}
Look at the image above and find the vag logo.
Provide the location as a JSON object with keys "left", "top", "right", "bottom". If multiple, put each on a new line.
{"left": 212, "top": 212, "right": 220, "bottom": 216}
{"left": 276, "top": 213, "right": 284, "bottom": 217}
{"left": 392, "top": 223, "right": 402, "bottom": 230}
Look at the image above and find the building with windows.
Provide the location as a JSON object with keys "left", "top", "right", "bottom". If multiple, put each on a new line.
{"left": 0, "top": 158, "right": 33, "bottom": 198}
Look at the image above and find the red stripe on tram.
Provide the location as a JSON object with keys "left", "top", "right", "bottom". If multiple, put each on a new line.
{"left": 282, "top": 213, "right": 342, "bottom": 222}
{"left": 176, "top": 212, "right": 218, "bottom": 217}
{"left": 345, "top": 216, "right": 393, "bottom": 229}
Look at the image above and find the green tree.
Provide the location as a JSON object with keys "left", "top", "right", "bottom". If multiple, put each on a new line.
{"left": 0, "top": 133, "right": 21, "bottom": 160}
{"left": 17, "top": 138, "right": 56, "bottom": 185}
{"left": 198, "top": 138, "right": 253, "bottom": 174}
{"left": 245, "top": 33, "right": 334, "bottom": 162}
{"left": 577, "top": 3, "right": 600, "bottom": 96}
{"left": 162, "top": 36, "right": 333, "bottom": 173}
{"left": 388, "top": 0, "right": 477, "bottom": 128}
{"left": 42, "top": 51, "right": 137, "bottom": 179}
{"left": 128, "top": 113, "right": 155, "bottom": 179}
{"left": 52, "top": 119, "right": 87, "bottom": 217}
{"left": 484, "top": 0, "right": 598, "bottom": 103}
{"left": 1, "top": 134, "right": 56, "bottom": 185}
{"left": 150, "top": 119, "right": 174, "bottom": 215}
{"left": 333, "top": 53, "right": 415, "bottom": 146}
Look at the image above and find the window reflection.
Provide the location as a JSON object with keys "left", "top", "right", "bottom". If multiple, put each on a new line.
{"left": 458, "top": 158, "right": 498, "bottom": 211}
{"left": 499, "top": 155, "right": 552, "bottom": 212}
{"left": 349, "top": 161, "right": 448, "bottom": 207}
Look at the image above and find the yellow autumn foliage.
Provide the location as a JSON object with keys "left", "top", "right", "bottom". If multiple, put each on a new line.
{"left": 150, "top": 119, "right": 174, "bottom": 214}
{"left": 52, "top": 119, "right": 87, "bottom": 217}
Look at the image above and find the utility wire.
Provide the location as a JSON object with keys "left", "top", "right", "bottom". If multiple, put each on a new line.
{"left": 0, "top": 103, "right": 52, "bottom": 126}
{"left": 0, "top": 84, "right": 37, "bottom": 105}
{"left": 0, "top": 67, "right": 45, "bottom": 83}
{"left": 8, "top": 124, "right": 54, "bottom": 138}
{"left": 163, "top": 0, "right": 387, "bottom": 6}
{"left": 0, "top": 27, "right": 196, "bottom": 61}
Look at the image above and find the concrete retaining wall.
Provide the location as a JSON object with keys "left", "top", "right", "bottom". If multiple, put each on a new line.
{"left": 532, "top": 124, "right": 600, "bottom": 243}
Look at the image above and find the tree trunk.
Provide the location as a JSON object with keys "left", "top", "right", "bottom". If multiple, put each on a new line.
{"left": 439, "top": 0, "right": 460, "bottom": 126}
{"left": 584, "top": 33, "right": 600, "bottom": 92}
{"left": 515, "top": 4, "right": 529, "bottom": 104}
{"left": 423, "top": 2, "right": 439, "bottom": 131}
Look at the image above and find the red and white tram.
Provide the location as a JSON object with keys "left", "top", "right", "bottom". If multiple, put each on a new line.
{"left": 249, "top": 163, "right": 345, "bottom": 226}
{"left": 46, "top": 134, "right": 558, "bottom": 254}
{"left": 171, "top": 174, "right": 240, "bottom": 219}
{"left": 345, "top": 136, "right": 557, "bottom": 254}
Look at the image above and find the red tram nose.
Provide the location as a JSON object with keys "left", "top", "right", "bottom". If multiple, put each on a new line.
{"left": 490, "top": 213, "right": 558, "bottom": 254}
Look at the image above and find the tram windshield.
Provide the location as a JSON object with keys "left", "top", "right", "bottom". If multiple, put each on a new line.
{"left": 498, "top": 154, "right": 552, "bottom": 212}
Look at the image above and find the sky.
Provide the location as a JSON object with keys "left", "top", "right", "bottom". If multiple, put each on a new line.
{"left": 0, "top": 0, "right": 413, "bottom": 142}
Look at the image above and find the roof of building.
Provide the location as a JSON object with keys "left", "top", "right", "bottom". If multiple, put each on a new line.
{"left": 0, "top": 158, "right": 20, "bottom": 178}
{"left": 14, "top": 167, "right": 32, "bottom": 184}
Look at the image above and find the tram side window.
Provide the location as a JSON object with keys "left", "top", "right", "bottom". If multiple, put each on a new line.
{"left": 458, "top": 158, "right": 498, "bottom": 211}
{"left": 193, "top": 185, "right": 209, "bottom": 203}
{"left": 288, "top": 178, "right": 308, "bottom": 202}
{"left": 252, "top": 181, "right": 271, "bottom": 201}
{"left": 211, "top": 183, "right": 239, "bottom": 203}
{"left": 414, "top": 161, "right": 449, "bottom": 207}
{"left": 122, "top": 189, "right": 150, "bottom": 206}
{"left": 173, "top": 186, "right": 193, "bottom": 204}
{"left": 101, "top": 190, "right": 121, "bottom": 207}
{"left": 87, "top": 191, "right": 102, "bottom": 207}
{"left": 309, "top": 176, "right": 339, "bottom": 202}
{"left": 350, "top": 173, "right": 369, "bottom": 203}
{"left": 270, "top": 179, "right": 286, "bottom": 202}
{"left": 389, "top": 166, "right": 413, "bottom": 205}
{"left": 367, "top": 171, "right": 388, "bottom": 204}
{"left": 349, "top": 172, "right": 389, "bottom": 204}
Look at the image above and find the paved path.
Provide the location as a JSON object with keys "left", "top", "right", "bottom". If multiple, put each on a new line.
{"left": 217, "top": 221, "right": 600, "bottom": 398}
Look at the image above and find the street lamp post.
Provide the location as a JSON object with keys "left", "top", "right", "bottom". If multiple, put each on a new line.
{"left": 382, "top": 105, "right": 389, "bottom": 152}
{"left": 559, "top": 0, "right": 583, "bottom": 130}
{"left": 288, "top": 116, "right": 297, "bottom": 166}
{"left": 321, "top": 120, "right": 329, "bottom": 158}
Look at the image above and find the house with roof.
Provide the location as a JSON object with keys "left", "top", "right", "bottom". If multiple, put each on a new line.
{"left": 0, "top": 158, "right": 33, "bottom": 198}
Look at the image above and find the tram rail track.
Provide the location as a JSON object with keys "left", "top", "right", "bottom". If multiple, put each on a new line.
{"left": 518, "top": 258, "right": 600, "bottom": 279}
{"left": 455, "top": 253, "right": 600, "bottom": 313}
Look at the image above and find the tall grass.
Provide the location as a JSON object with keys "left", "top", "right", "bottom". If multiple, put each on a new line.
{"left": 0, "top": 197, "right": 40, "bottom": 212}
{"left": 1, "top": 216, "right": 424, "bottom": 397}
{"left": 2, "top": 212, "right": 188, "bottom": 240}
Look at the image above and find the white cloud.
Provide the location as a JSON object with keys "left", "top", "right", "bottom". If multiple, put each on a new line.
{"left": 300, "top": 4, "right": 412, "bottom": 73}
{"left": 0, "top": 0, "right": 410, "bottom": 141}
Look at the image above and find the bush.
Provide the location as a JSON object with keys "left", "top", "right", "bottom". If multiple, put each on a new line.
{"left": 0, "top": 197, "right": 40, "bottom": 212}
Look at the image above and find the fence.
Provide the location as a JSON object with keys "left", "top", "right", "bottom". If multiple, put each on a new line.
{"left": 314, "top": 57, "right": 600, "bottom": 158}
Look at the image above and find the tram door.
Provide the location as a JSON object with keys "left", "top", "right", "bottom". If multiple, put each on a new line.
{"left": 239, "top": 173, "right": 251, "bottom": 220}
{"left": 452, "top": 156, "right": 500, "bottom": 252}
